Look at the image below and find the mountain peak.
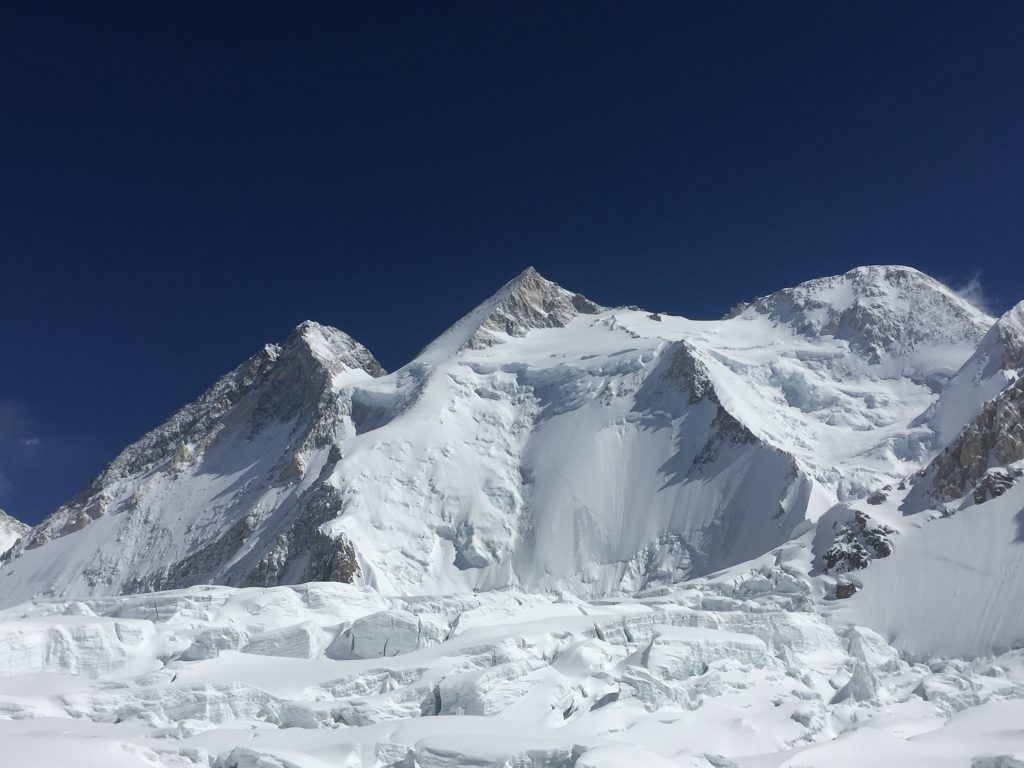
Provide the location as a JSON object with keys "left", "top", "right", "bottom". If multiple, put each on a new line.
{"left": 420, "top": 267, "right": 604, "bottom": 357}
{"left": 512, "top": 264, "right": 543, "bottom": 282}
{"left": 283, "top": 320, "right": 385, "bottom": 378}
{"left": 491, "top": 265, "right": 581, "bottom": 303}
{"left": 745, "top": 265, "right": 993, "bottom": 363}
{"left": 845, "top": 264, "right": 928, "bottom": 280}
{"left": 991, "top": 299, "right": 1024, "bottom": 372}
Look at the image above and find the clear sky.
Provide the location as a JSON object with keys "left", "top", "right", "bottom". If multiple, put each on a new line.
{"left": 2, "top": 2, "right": 1023, "bottom": 524}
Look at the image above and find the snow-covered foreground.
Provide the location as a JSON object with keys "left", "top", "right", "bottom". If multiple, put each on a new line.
{"left": 2, "top": 560, "right": 1024, "bottom": 768}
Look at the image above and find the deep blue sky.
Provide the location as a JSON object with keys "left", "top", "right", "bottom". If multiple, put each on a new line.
{"left": 2, "top": 2, "right": 1023, "bottom": 524}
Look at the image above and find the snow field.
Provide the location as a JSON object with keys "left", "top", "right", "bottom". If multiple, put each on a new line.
{"left": 1, "top": 565, "right": 1023, "bottom": 766}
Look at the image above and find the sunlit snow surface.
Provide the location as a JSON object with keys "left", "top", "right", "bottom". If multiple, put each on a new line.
{"left": 0, "top": 267, "right": 998, "bottom": 605}
{"left": 2, "top": 558, "right": 1024, "bottom": 767}
{"left": 3, "top": 266, "right": 1024, "bottom": 765}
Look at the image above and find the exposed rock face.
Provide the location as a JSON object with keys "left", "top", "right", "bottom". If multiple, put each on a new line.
{"left": 55, "top": 345, "right": 280, "bottom": 520}
{"left": 930, "top": 375, "right": 1024, "bottom": 501}
{"left": 420, "top": 266, "right": 604, "bottom": 357}
{"left": 834, "top": 579, "right": 859, "bottom": 599}
{"left": 972, "top": 468, "right": 1021, "bottom": 505}
{"left": 866, "top": 489, "right": 888, "bottom": 505}
{"left": 823, "top": 510, "right": 895, "bottom": 575}
{"left": 1, "top": 321, "right": 385, "bottom": 594}
{"left": 639, "top": 338, "right": 758, "bottom": 450}
{"left": 465, "top": 266, "right": 602, "bottom": 349}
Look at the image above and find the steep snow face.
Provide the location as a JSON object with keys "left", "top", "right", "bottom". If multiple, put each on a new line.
{"left": 821, "top": 400, "right": 1024, "bottom": 658}
{"left": 830, "top": 469, "right": 1024, "bottom": 658}
{"left": 318, "top": 266, "right": 988, "bottom": 596}
{"left": 925, "top": 300, "right": 1024, "bottom": 447}
{"left": 0, "top": 322, "right": 384, "bottom": 602}
{"left": 812, "top": 360, "right": 1024, "bottom": 658}
{"left": 328, "top": 327, "right": 812, "bottom": 596}
{"left": 657, "top": 266, "right": 992, "bottom": 500}
{"left": 0, "top": 509, "right": 27, "bottom": 556}
{"left": 0, "top": 266, "right": 994, "bottom": 605}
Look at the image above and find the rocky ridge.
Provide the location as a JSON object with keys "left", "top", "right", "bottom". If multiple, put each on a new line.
{"left": 928, "top": 373, "right": 1024, "bottom": 502}
{"left": 1, "top": 322, "right": 384, "bottom": 596}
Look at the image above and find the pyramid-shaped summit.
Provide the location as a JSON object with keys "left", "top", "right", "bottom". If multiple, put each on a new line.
{"left": 421, "top": 266, "right": 604, "bottom": 358}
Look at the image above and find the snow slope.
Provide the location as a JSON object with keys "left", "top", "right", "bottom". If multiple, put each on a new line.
{"left": 826, "top": 369, "right": 1024, "bottom": 658}
{"left": 0, "top": 265, "right": 995, "bottom": 606}
{"left": 923, "top": 299, "right": 1024, "bottom": 448}
{"left": 830, "top": 471, "right": 1024, "bottom": 658}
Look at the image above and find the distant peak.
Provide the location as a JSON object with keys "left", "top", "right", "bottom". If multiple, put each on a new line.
{"left": 493, "top": 265, "right": 563, "bottom": 300}
{"left": 988, "top": 299, "right": 1024, "bottom": 372}
{"left": 801, "top": 265, "right": 949, "bottom": 296}
{"left": 752, "top": 264, "right": 987, "bottom": 311}
{"left": 291, "top": 319, "right": 333, "bottom": 336}
{"left": 419, "top": 267, "right": 604, "bottom": 358}
{"left": 999, "top": 299, "right": 1024, "bottom": 329}
{"left": 744, "top": 265, "right": 993, "bottom": 362}
{"left": 283, "top": 321, "right": 385, "bottom": 378}
{"left": 844, "top": 264, "right": 928, "bottom": 279}
{"left": 0, "top": 508, "right": 27, "bottom": 530}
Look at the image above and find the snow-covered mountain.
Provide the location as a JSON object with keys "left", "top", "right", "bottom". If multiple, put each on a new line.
{"left": 2, "top": 321, "right": 385, "bottom": 600}
{"left": 0, "top": 264, "right": 998, "bottom": 607}
{"left": 0, "top": 508, "right": 27, "bottom": 556}
{"left": 5, "top": 264, "right": 1024, "bottom": 767}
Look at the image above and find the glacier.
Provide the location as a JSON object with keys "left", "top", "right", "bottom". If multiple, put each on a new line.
{"left": 2, "top": 264, "right": 1024, "bottom": 766}
{"left": 2, "top": 563, "right": 1024, "bottom": 766}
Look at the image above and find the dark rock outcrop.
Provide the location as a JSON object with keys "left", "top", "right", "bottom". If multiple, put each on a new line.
{"left": 823, "top": 511, "right": 895, "bottom": 575}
